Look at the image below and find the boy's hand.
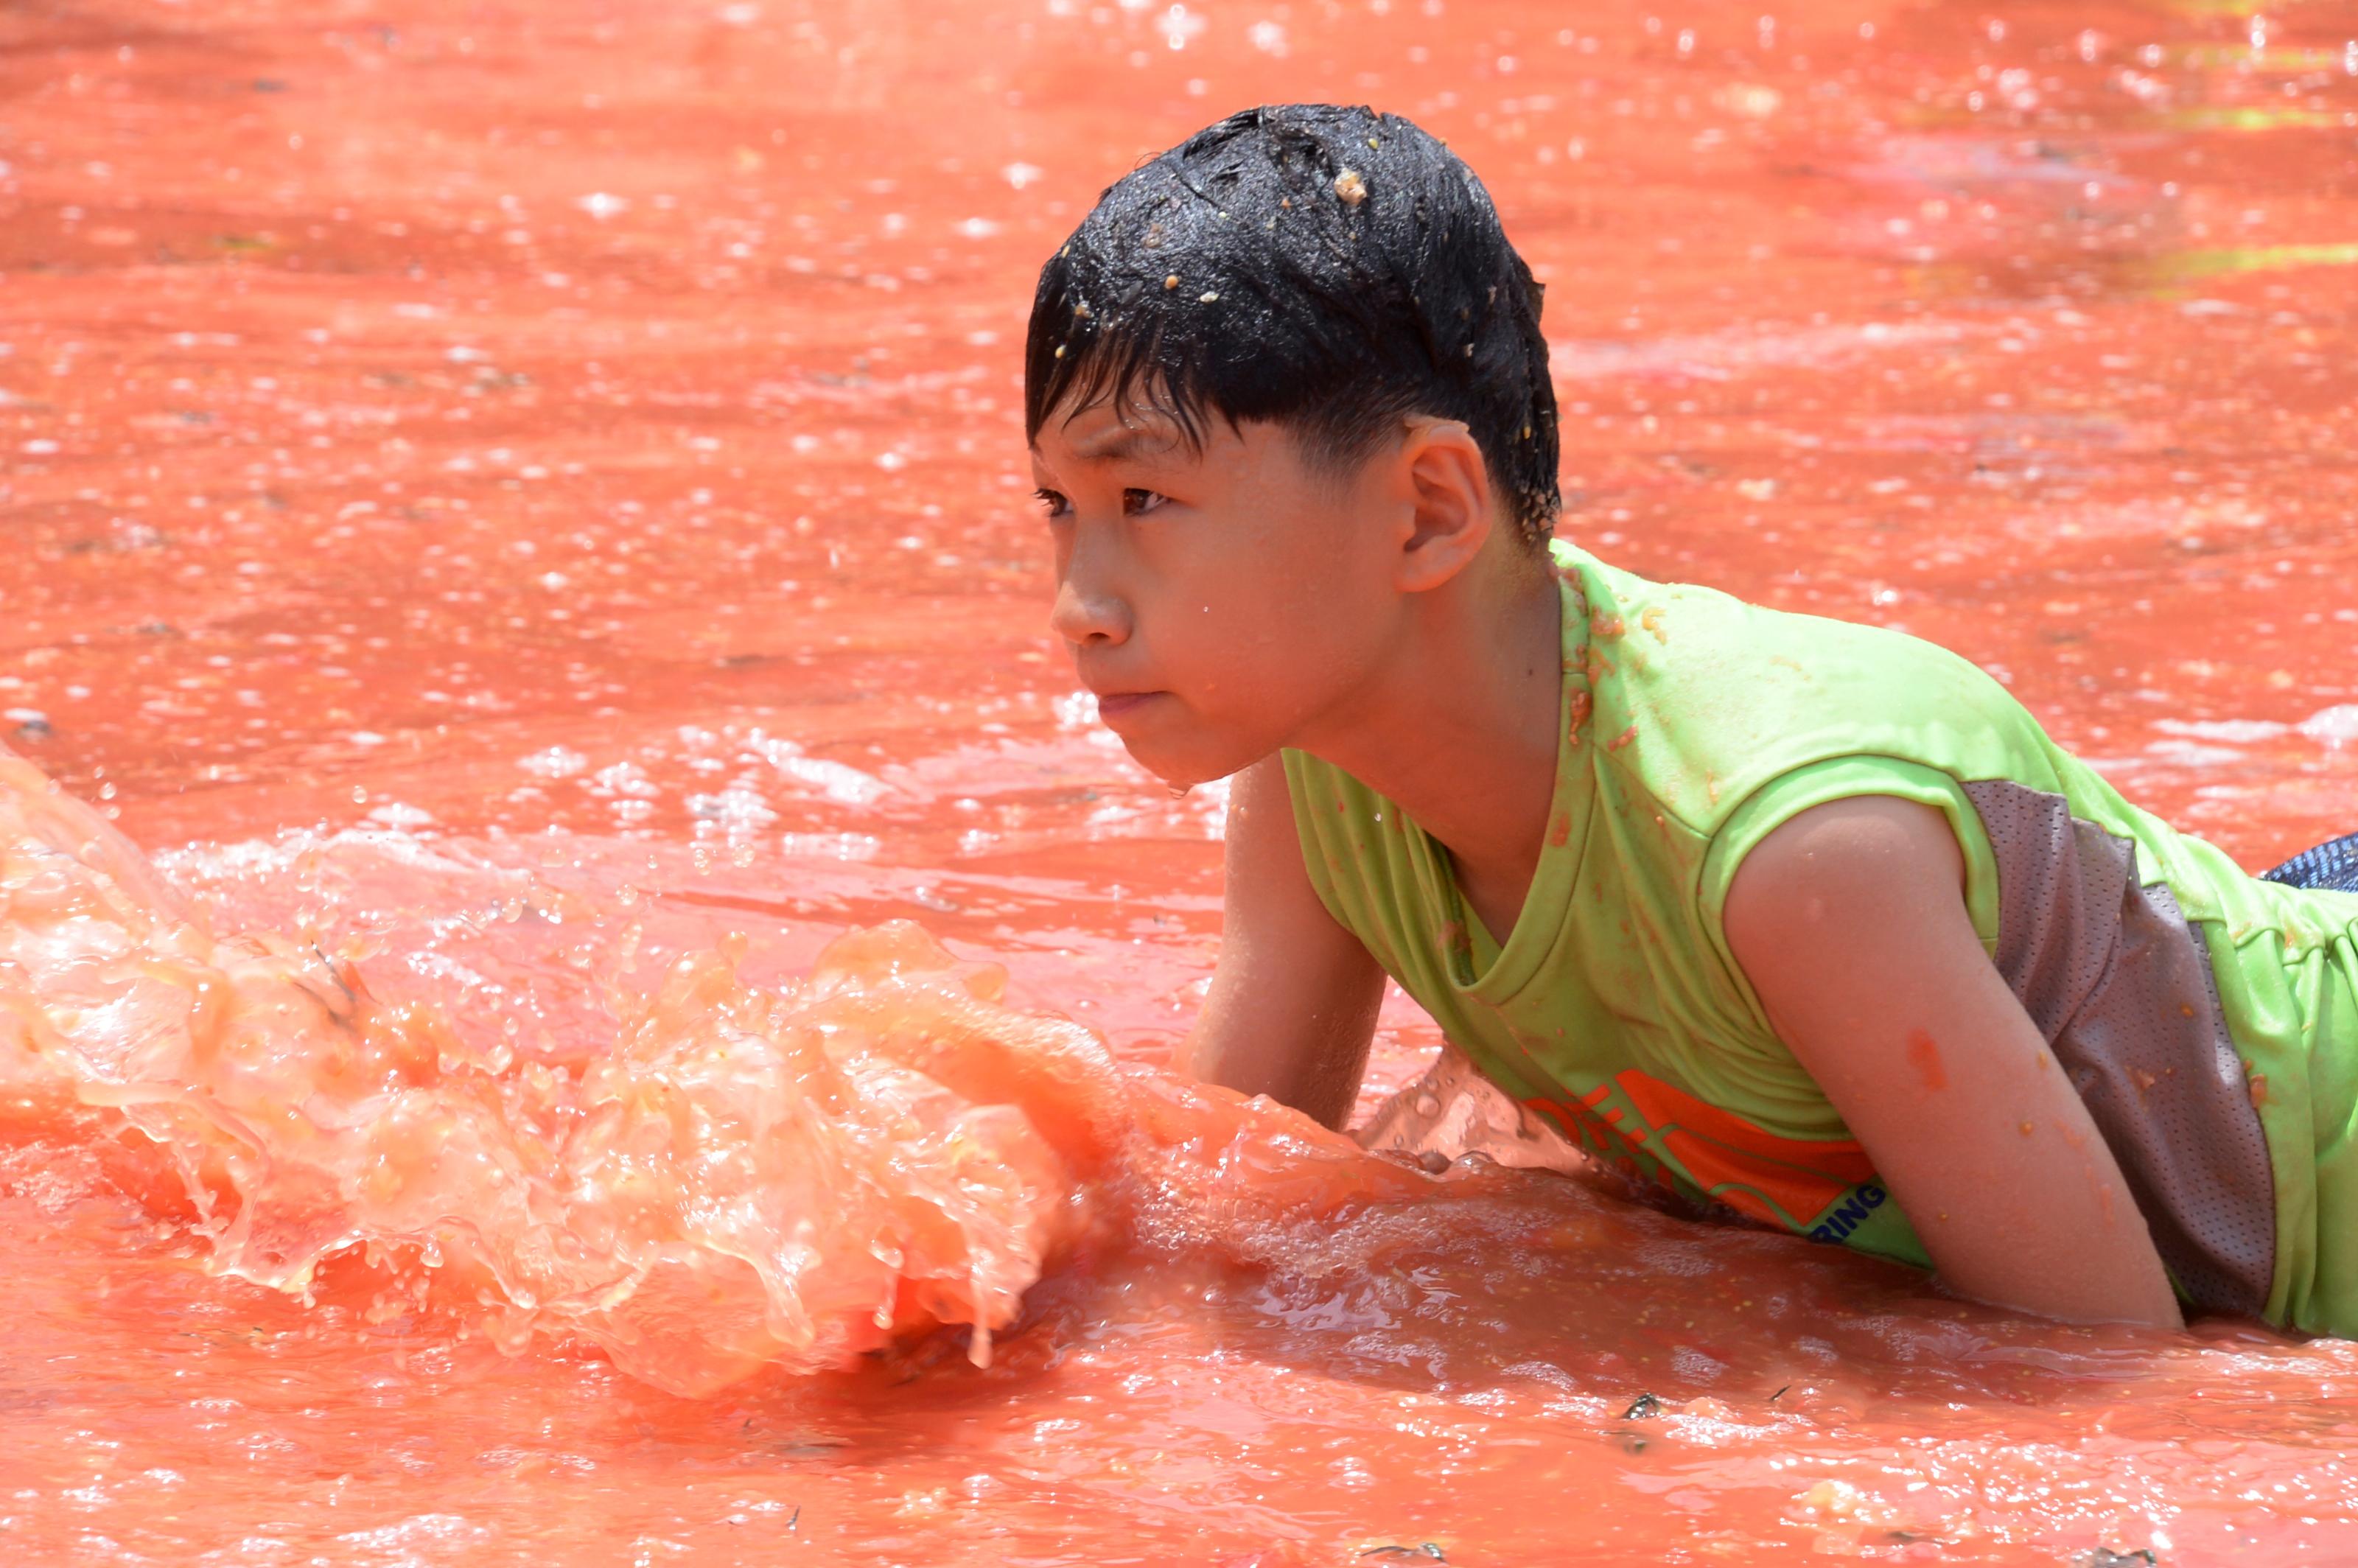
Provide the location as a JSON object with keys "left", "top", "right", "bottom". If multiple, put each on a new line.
{"left": 1186, "top": 756, "right": 1386, "bottom": 1129}
{"left": 1724, "top": 794, "right": 2186, "bottom": 1329}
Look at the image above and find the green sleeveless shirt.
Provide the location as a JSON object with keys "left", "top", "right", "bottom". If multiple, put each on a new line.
{"left": 1283, "top": 541, "right": 2358, "bottom": 1334}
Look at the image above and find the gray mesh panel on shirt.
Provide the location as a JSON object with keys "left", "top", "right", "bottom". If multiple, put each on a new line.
{"left": 1962, "top": 779, "right": 2275, "bottom": 1316}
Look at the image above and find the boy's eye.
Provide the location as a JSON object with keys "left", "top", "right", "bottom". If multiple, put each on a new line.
{"left": 1034, "top": 487, "right": 1071, "bottom": 519}
{"left": 1122, "top": 488, "right": 1169, "bottom": 517}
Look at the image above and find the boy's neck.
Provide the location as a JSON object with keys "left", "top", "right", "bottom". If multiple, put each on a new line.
{"left": 1294, "top": 559, "right": 1567, "bottom": 943}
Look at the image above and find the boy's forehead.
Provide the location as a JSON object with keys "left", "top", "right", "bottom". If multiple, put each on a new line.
{"left": 1034, "top": 399, "right": 1194, "bottom": 464}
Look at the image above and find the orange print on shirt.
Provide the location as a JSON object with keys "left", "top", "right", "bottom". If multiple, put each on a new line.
{"left": 1528, "top": 1069, "right": 1878, "bottom": 1232}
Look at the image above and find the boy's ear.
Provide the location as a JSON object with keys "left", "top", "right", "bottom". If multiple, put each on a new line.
{"left": 1392, "top": 417, "right": 1494, "bottom": 594}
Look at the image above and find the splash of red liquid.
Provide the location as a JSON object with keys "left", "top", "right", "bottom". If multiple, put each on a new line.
{"left": 0, "top": 741, "right": 1424, "bottom": 1396}
{"left": 1905, "top": 1028, "right": 1950, "bottom": 1093}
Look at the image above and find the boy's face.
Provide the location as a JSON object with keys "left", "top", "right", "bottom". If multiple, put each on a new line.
{"left": 1030, "top": 398, "right": 1412, "bottom": 788}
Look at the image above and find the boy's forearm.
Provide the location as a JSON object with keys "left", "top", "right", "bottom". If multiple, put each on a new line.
{"left": 1187, "top": 983, "right": 1381, "bottom": 1130}
{"left": 1190, "top": 755, "right": 1388, "bottom": 1128}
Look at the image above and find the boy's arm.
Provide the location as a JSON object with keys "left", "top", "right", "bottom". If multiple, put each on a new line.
{"left": 1186, "top": 755, "right": 1388, "bottom": 1130}
{"left": 1724, "top": 794, "right": 2185, "bottom": 1329}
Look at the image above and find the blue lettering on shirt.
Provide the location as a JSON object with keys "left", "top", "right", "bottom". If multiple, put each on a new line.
{"left": 1808, "top": 1182, "right": 1888, "bottom": 1243}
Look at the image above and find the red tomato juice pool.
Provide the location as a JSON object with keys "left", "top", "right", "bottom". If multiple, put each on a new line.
{"left": 4, "top": 0, "right": 2358, "bottom": 1561}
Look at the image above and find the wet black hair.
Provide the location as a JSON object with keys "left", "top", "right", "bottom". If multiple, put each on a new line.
{"left": 1024, "top": 103, "right": 1560, "bottom": 550}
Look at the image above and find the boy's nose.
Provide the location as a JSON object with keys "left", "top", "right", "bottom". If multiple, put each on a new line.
{"left": 1049, "top": 575, "right": 1132, "bottom": 648}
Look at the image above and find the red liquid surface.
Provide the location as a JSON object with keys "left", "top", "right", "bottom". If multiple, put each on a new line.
{"left": 5, "top": 0, "right": 2358, "bottom": 1561}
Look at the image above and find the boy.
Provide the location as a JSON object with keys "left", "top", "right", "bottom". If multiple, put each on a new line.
{"left": 1024, "top": 105, "right": 2358, "bottom": 1335}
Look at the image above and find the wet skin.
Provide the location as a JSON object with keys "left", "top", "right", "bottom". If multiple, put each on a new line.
{"left": 1033, "top": 403, "right": 1564, "bottom": 939}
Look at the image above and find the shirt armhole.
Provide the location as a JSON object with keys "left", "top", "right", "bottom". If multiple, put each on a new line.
{"left": 1695, "top": 755, "right": 2005, "bottom": 1037}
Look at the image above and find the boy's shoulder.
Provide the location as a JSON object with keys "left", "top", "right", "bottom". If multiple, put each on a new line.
{"left": 1550, "top": 541, "right": 2054, "bottom": 827}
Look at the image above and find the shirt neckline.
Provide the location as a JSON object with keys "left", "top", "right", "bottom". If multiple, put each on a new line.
{"left": 1410, "top": 562, "right": 1598, "bottom": 1005}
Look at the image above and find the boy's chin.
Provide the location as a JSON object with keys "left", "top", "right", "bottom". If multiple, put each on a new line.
{"left": 1113, "top": 730, "right": 1257, "bottom": 793}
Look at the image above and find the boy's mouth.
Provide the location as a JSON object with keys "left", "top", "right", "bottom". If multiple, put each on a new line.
{"left": 1094, "top": 691, "right": 1162, "bottom": 721}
